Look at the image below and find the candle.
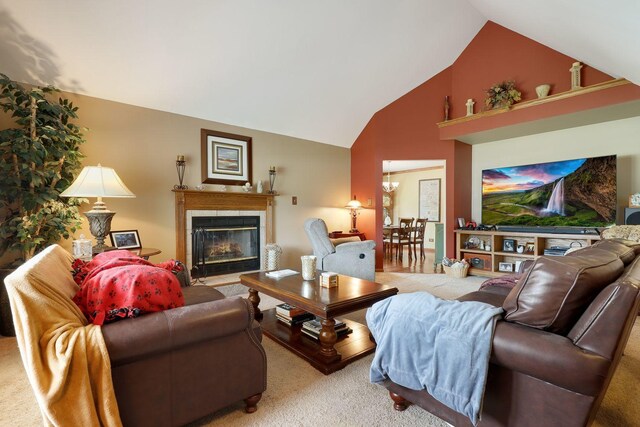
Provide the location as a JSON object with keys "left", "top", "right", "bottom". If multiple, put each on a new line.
{"left": 177, "top": 155, "right": 185, "bottom": 162}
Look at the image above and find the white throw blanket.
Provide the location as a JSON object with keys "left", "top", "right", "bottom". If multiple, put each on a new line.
{"left": 367, "top": 292, "right": 503, "bottom": 426}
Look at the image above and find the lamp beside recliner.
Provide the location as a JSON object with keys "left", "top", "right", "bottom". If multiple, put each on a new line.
{"left": 345, "top": 195, "right": 362, "bottom": 233}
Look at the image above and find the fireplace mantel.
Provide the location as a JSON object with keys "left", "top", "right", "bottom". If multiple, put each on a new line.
{"left": 173, "top": 190, "right": 274, "bottom": 263}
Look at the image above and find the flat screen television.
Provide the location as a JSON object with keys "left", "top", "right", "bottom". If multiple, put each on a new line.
{"left": 482, "top": 155, "right": 616, "bottom": 228}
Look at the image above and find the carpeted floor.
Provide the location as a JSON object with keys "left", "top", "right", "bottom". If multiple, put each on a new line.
{"left": 0, "top": 272, "right": 638, "bottom": 426}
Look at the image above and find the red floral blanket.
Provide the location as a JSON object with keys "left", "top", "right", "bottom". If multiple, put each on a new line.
{"left": 72, "top": 250, "right": 185, "bottom": 325}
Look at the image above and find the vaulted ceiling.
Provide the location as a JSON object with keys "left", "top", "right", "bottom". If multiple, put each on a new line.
{"left": 1, "top": 1, "right": 638, "bottom": 148}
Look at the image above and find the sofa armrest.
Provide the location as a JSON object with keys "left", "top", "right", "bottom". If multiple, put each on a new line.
{"left": 334, "top": 240, "right": 375, "bottom": 253}
{"left": 491, "top": 320, "right": 610, "bottom": 396}
{"left": 102, "top": 296, "right": 256, "bottom": 366}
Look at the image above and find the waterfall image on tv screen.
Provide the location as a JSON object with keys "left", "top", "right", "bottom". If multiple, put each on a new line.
{"left": 482, "top": 155, "right": 616, "bottom": 227}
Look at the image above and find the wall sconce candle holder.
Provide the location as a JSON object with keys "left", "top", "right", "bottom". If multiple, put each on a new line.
{"left": 174, "top": 155, "right": 188, "bottom": 190}
{"left": 267, "top": 166, "right": 277, "bottom": 194}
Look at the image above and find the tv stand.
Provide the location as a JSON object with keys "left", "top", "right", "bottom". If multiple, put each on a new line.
{"left": 454, "top": 229, "right": 601, "bottom": 277}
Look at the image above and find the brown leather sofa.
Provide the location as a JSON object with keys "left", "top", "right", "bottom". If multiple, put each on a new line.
{"left": 102, "top": 285, "right": 267, "bottom": 426}
{"left": 383, "top": 239, "right": 640, "bottom": 427}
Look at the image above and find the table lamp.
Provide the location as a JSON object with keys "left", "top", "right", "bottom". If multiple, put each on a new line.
{"left": 345, "top": 195, "right": 362, "bottom": 233}
{"left": 61, "top": 164, "right": 135, "bottom": 253}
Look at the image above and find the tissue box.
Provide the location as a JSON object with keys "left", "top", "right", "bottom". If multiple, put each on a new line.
{"left": 320, "top": 272, "right": 339, "bottom": 288}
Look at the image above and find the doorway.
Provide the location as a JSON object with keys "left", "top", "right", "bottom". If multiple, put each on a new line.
{"left": 382, "top": 160, "right": 446, "bottom": 273}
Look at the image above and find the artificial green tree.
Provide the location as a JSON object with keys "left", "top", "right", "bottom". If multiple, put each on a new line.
{"left": 0, "top": 73, "right": 86, "bottom": 265}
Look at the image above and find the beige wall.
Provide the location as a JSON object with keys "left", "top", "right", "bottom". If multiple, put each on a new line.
{"left": 471, "top": 116, "right": 640, "bottom": 224}
{"left": 389, "top": 167, "right": 446, "bottom": 250}
{"left": 56, "top": 93, "right": 351, "bottom": 266}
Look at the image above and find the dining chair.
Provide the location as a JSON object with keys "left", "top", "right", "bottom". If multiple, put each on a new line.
{"left": 411, "top": 218, "right": 427, "bottom": 259}
{"left": 382, "top": 227, "right": 394, "bottom": 259}
{"left": 397, "top": 218, "right": 414, "bottom": 260}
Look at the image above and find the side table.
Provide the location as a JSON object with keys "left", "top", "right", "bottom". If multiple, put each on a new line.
{"left": 328, "top": 232, "right": 366, "bottom": 240}
{"left": 129, "top": 247, "right": 162, "bottom": 260}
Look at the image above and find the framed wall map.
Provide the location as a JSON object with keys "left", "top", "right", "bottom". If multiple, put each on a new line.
{"left": 418, "top": 178, "right": 441, "bottom": 222}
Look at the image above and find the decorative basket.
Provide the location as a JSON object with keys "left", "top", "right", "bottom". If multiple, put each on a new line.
{"left": 443, "top": 264, "right": 469, "bottom": 278}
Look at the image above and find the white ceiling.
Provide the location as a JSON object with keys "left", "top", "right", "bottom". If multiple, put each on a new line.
{"left": 0, "top": 1, "right": 638, "bottom": 148}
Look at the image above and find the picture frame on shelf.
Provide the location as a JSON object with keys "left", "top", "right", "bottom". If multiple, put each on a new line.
{"left": 526, "top": 243, "right": 535, "bottom": 254}
{"left": 630, "top": 193, "right": 640, "bottom": 208}
{"left": 201, "top": 128, "right": 252, "bottom": 185}
{"left": 499, "top": 262, "right": 515, "bottom": 273}
{"left": 109, "top": 230, "right": 142, "bottom": 249}
{"left": 502, "top": 239, "right": 516, "bottom": 252}
{"left": 457, "top": 217, "right": 466, "bottom": 228}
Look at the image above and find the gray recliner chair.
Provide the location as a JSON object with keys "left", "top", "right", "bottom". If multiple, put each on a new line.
{"left": 304, "top": 218, "right": 376, "bottom": 281}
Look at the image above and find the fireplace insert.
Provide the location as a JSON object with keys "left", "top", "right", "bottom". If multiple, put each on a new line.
{"left": 192, "top": 216, "right": 260, "bottom": 277}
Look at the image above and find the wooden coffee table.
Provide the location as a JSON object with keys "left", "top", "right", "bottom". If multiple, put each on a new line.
{"left": 239, "top": 271, "right": 398, "bottom": 374}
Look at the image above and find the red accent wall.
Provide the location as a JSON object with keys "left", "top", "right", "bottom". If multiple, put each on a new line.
{"left": 351, "top": 20, "right": 632, "bottom": 270}
{"left": 450, "top": 22, "right": 612, "bottom": 119}
{"left": 351, "top": 68, "right": 470, "bottom": 267}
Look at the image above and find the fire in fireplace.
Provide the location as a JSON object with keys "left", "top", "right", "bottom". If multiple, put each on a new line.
{"left": 192, "top": 216, "right": 260, "bottom": 277}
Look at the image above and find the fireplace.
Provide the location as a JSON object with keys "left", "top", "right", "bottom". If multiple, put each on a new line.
{"left": 192, "top": 216, "right": 260, "bottom": 277}
{"left": 174, "top": 190, "right": 274, "bottom": 280}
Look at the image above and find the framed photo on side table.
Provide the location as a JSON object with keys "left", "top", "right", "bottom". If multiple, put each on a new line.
{"left": 109, "top": 230, "right": 142, "bottom": 249}
{"left": 201, "top": 128, "right": 252, "bottom": 185}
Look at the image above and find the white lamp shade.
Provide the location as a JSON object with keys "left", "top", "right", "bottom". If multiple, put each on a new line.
{"left": 60, "top": 165, "right": 135, "bottom": 198}
{"left": 345, "top": 199, "right": 362, "bottom": 209}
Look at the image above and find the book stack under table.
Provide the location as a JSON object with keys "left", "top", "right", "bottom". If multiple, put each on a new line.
{"left": 301, "top": 318, "right": 352, "bottom": 340}
{"left": 275, "top": 303, "right": 353, "bottom": 340}
{"left": 275, "top": 303, "right": 315, "bottom": 326}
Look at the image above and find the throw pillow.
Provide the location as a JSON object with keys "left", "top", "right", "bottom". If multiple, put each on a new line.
{"left": 502, "top": 249, "right": 623, "bottom": 334}
{"left": 579, "top": 239, "right": 636, "bottom": 265}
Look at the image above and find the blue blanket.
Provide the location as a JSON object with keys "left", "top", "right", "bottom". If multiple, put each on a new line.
{"left": 367, "top": 292, "right": 503, "bottom": 426}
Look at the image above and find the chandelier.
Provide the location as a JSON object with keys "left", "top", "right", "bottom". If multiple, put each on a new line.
{"left": 382, "top": 161, "right": 399, "bottom": 193}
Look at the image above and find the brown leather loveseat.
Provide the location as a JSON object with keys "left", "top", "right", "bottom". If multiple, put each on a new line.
{"left": 383, "top": 239, "right": 640, "bottom": 427}
{"left": 5, "top": 244, "right": 266, "bottom": 427}
{"left": 102, "top": 284, "right": 267, "bottom": 426}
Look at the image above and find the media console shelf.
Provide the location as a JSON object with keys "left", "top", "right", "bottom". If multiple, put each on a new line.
{"left": 454, "top": 229, "right": 601, "bottom": 277}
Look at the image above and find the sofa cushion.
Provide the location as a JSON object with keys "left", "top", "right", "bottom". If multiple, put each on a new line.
{"left": 581, "top": 239, "right": 636, "bottom": 265}
{"left": 502, "top": 249, "right": 624, "bottom": 334}
{"left": 611, "top": 238, "right": 640, "bottom": 255}
{"left": 458, "top": 286, "right": 511, "bottom": 307}
{"left": 330, "top": 236, "right": 361, "bottom": 246}
{"left": 183, "top": 285, "right": 226, "bottom": 305}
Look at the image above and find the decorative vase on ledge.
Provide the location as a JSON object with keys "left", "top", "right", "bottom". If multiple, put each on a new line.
{"left": 536, "top": 84, "right": 551, "bottom": 98}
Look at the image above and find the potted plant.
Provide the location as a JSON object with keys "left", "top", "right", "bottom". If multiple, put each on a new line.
{"left": 485, "top": 80, "right": 522, "bottom": 110}
{"left": 0, "top": 73, "right": 86, "bottom": 335}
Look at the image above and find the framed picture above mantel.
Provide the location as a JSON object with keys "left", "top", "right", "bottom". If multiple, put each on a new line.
{"left": 201, "top": 128, "right": 252, "bottom": 185}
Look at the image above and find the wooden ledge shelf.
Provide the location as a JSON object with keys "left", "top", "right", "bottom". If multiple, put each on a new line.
{"left": 437, "top": 79, "right": 640, "bottom": 144}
